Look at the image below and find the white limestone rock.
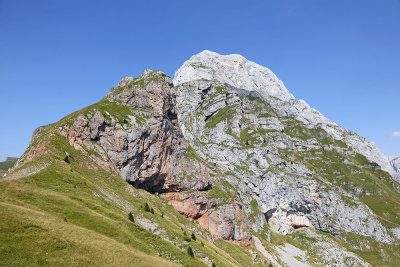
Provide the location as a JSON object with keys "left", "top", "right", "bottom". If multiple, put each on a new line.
{"left": 390, "top": 156, "right": 400, "bottom": 182}
{"left": 174, "top": 50, "right": 294, "bottom": 102}
{"left": 174, "top": 50, "right": 398, "bottom": 179}
{"left": 173, "top": 51, "right": 397, "bottom": 244}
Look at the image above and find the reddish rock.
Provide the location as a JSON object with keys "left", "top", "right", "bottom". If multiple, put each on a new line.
{"left": 164, "top": 192, "right": 252, "bottom": 247}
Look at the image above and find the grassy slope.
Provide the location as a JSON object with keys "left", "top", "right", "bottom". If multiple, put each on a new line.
{"left": 0, "top": 133, "right": 268, "bottom": 266}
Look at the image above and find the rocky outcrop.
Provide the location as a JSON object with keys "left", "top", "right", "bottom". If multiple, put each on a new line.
{"left": 390, "top": 156, "right": 400, "bottom": 182}
{"left": 174, "top": 50, "right": 295, "bottom": 102}
{"left": 58, "top": 70, "right": 213, "bottom": 193}
{"left": 29, "top": 125, "right": 50, "bottom": 145}
{"left": 174, "top": 50, "right": 398, "bottom": 179}
{"left": 164, "top": 192, "right": 252, "bottom": 246}
{"left": 174, "top": 51, "right": 396, "bottom": 244}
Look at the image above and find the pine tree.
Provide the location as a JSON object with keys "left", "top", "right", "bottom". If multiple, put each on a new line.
{"left": 191, "top": 232, "right": 196, "bottom": 240}
{"left": 128, "top": 212, "right": 134, "bottom": 222}
{"left": 144, "top": 203, "right": 150, "bottom": 212}
{"left": 187, "top": 246, "right": 194, "bottom": 257}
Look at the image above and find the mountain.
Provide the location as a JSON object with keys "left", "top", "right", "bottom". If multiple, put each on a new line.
{"left": 1, "top": 51, "right": 399, "bottom": 266}
{"left": 0, "top": 157, "right": 18, "bottom": 176}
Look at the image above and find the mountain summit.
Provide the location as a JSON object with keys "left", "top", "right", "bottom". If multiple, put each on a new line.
{"left": 176, "top": 50, "right": 399, "bottom": 180}
{"left": 174, "top": 50, "right": 295, "bottom": 102}
{"left": 1, "top": 51, "right": 400, "bottom": 266}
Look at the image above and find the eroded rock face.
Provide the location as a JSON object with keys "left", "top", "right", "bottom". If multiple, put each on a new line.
{"left": 164, "top": 192, "right": 252, "bottom": 246}
{"left": 174, "top": 50, "right": 398, "bottom": 179}
{"left": 174, "top": 51, "right": 396, "bottom": 244}
{"left": 390, "top": 156, "right": 400, "bottom": 182}
{"left": 58, "top": 70, "right": 213, "bottom": 192}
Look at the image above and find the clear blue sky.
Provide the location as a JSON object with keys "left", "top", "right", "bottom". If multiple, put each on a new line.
{"left": 1, "top": 0, "right": 399, "bottom": 161}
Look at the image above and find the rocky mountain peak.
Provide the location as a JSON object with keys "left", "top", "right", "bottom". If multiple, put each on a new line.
{"left": 106, "top": 69, "right": 175, "bottom": 118}
{"left": 174, "top": 51, "right": 400, "bottom": 181}
{"left": 174, "top": 50, "right": 295, "bottom": 102}
{"left": 114, "top": 69, "right": 164, "bottom": 89}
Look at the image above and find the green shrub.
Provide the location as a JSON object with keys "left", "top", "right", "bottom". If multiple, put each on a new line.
{"left": 128, "top": 212, "right": 134, "bottom": 223}
{"left": 150, "top": 207, "right": 154, "bottom": 214}
{"left": 144, "top": 203, "right": 150, "bottom": 212}
{"left": 184, "top": 236, "right": 191, "bottom": 242}
{"left": 212, "top": 263, "right": 217, "bottom": 267}
{"left": 191, "top": 232, "right": 196, "bottom": 240}
{"left": 187, "top": 246, "right": 194, "bottom": 257}
{"left": 64, "top": 155, "right": 70, "bottom": 163}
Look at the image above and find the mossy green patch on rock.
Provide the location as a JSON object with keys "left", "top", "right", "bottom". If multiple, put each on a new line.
{"left": 205, "top": 105, "right": 237, "bottom": 128}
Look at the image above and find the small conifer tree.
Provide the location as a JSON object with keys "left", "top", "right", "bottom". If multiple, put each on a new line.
{"left": 187, "top": 246, "right": 194, "bottom": 257}
{"left": 128, "top": 212, "right": 134, "bottom": 222}
{"left": 144, "top": 203, "right": 150, "bottom": 212}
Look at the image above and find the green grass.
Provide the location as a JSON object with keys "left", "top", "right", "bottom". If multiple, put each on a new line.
{"left": 88, "top": 100, "right": 133, "bottom": 126}
{"left": 214, "top": 239, "right": 266, "bottom": 267}
{"left": 248, "top": 199, "right": 264, "bottom": 223}
{"left": 0, "top": 201, "right": 176, "bottom": 267}
{"left": 108, "top": 70, "right": 163, "bottom": 96}
{"left": 0, "top": 132, "right": 265, "bottom": 266}
{"left": 184, "top": 145, "right": 203, "bottom": 163}
{"left": 206, "top": 180, "right": 235, "bottom": 201}
{"left": 205, "top": 105, "right": 237, "bottom": 128}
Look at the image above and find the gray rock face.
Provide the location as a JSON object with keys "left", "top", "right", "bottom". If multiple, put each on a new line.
{"left": 390, "top": 156, "right": 400, "bottom": 181}
{"left": 174, "top": 50, "right": 294, "bottom": 102}
{"left": 59, "top": 70, "right": 213, "bottom": 193}
{"left": 174, "top": 50, "right": 399, "bottom": 180}
{"left": 174, "top": 51, "right": 397, "bottom": 244}
{"left": 29, "top": 125, "right": 50, "bottom": 146}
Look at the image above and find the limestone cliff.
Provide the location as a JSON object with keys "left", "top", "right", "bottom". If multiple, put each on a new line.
{"left": 174, "top": 51, "right": 400, "bottom": 245}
